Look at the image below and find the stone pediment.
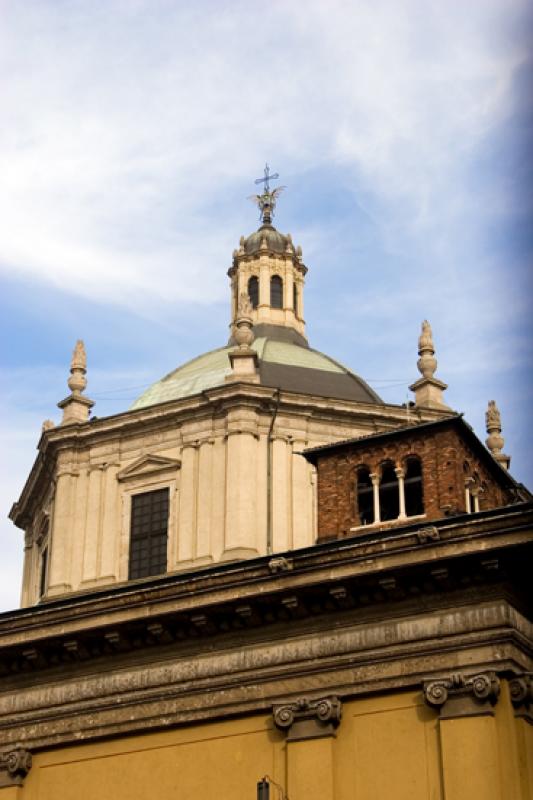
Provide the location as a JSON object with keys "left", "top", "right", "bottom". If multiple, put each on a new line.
{"left": 117, "top": 455, "right": 181, "bottom": 482}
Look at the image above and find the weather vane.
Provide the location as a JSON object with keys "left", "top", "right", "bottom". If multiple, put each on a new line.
{"left": 249, "top": 163, "right": 286, "bottom": 223}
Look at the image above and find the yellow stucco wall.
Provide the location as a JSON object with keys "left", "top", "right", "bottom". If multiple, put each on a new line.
{"left": 3, "top": 683, "right": 531, "bottom": 800}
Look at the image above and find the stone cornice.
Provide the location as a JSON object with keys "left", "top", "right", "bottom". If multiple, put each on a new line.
{"left": 1, "top": 504, "right": 532, "bottom": 650}
{"left": 0, "top": 507, "right": 531, "bottom": 749}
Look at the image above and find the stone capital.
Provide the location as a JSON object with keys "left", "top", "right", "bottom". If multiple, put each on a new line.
{"left": 0, "top": 746, "right": 32, "bottom": 788}
{"left": 423, "top": 672, "right": 500, "bottom": 718}
{"left": 273, "top": 696, "right": 341, "bottom": 741}
{"left": 509, "top": 673, "right": 533, "bottom": 722}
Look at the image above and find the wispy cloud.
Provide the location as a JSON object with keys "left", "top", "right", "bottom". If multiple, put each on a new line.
{"left": 0, "top": 0, "right": 530, "bottom": 309}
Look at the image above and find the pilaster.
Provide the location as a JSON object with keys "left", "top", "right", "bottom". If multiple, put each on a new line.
{"left": 424, "top": 672, "right": 502, "bottom": 800}
{"left": 273, "top": 697, "right": 341, "bottom": 800}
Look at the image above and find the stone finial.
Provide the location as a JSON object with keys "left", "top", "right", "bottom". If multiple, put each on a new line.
{"left": 57, "top": 339, "right": 94, "bottom": 425}
{"left": 485, "top": 400, "right": 510, "bottom": 469}
{"left": 417, "top": 320, "right": 436, "bottom": 379}
{"left": 409, "top": 321, "right": 449, "bottom": 410}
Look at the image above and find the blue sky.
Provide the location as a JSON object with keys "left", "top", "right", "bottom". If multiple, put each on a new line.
{"left": 1, "top": 0, "right": 532, "bottom": 611}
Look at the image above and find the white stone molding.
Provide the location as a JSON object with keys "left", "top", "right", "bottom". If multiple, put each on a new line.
{"left": 117, "top": 455, "right": 181, "bottom": 482}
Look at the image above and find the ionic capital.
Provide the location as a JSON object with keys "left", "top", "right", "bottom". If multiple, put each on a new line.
{"left": 509, "top": 673, "right": 533, "bottom": 721}
{"left": 0, "top": 746, "right": 32, "bottom": 788}
{"left": 273, "top": 696, "right": 341, "bottom": 741}
{"left": 423, "top": 672, "right": 500, "bottom": 718}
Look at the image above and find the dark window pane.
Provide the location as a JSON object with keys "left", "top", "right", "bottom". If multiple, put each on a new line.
{"left": 405, "top": 457, "right": 424, "bottom": 516}
{"left": 293, "top": 284, "right": 298, "bottom": 312}
{"left": 356, "top": 467, "right": 374, "bottom": 525}
{"left": 248, "top": 276, "right": 259, "bottom": 309}
{"left": 39, "top": 547, "right": 48, "bottom": 597}
{"left": 270, "top": 275, "right": 283, "bottom": 309}
{"left": 129, "top": 489, "right": 169, "bottom": 580}
{"left": 379, "top": 462, "right": 399, "bottom": 521}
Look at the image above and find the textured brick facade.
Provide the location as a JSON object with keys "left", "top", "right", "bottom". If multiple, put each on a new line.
{"left": 311, "top": 421, "right": 515, "bottom": 542}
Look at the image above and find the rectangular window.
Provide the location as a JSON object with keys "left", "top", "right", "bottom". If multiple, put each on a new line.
{"left": 129, "top": 488, "right": 169, "bottom": 580}
{"left": 39, "top": 546, "right": 48, "bottom": 597}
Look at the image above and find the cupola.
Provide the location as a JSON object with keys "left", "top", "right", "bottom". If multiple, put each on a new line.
{"left": 227, "top": 166, "right": 308, "bottom": 346}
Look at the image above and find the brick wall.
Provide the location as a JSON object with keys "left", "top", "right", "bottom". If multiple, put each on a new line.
{"left": 315, "top": 426, "right": 512, "bottom": 541}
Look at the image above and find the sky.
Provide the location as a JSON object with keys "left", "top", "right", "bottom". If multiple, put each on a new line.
{"left": 1, "top": 0, "right": 532, "bottom": 612}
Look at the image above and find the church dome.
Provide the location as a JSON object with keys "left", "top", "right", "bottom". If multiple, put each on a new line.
{"left": 131, "top": 336, "right": 383, "bottom": 410}
{"left": 244, "top": 223, "right": 289, "bottom": 255}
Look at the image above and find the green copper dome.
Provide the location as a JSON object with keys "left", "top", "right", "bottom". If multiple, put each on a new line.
{"left": 131, "top": 336, "right": 382, "bottom": 410}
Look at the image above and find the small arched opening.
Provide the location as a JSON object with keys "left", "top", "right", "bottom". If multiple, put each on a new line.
{"left": 270, "top": 275, "right": 283, "bottom": 309}
{"left": 356, "top": 466, "right": 374, "bottom": 525}
{"left": 404, "top": 456, "right": 424, "bottom": 517}
{"left": 248, "top": 276, "right": 259, "bottom": 309}
{"left": 379, "top": 461, "right": 399, "bottom": 521}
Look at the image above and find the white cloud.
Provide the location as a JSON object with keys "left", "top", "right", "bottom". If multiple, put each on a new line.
{"left": 0, "top": 0, "right": 529, "bottom": 310}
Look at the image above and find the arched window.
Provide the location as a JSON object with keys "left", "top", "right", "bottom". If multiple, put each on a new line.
{"left": 248, "top": 276, "right": 259, "bottom": 309}
{"left": 379, "top": 462, "right": 399, "bottom": 521}
{"left": 270, "top": 275, "right": 283, "bottom": 309}
{"left": 356, "top": 466, "right": 374, "bottom": 525}
{"left": 293, "top": 283, "right": 298, "bottom": 313}
{"left": 404, "top": 457, "right": 424, "bottom": 517}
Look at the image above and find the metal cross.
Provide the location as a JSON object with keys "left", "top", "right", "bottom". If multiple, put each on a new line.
{"left": 255, "top": 163, "right": 279, "bottom": 193}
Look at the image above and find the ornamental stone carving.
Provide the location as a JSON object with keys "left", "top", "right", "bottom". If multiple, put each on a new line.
{"left": 273, "top": 696, "right": 342, "bottom": 741}
{"left": 268, "top": 556, "right": 293, "bottom": 573}
{"left": 509, "top": 674, "right": 533, "bottom": 721}
{"left": 416, "top": 525, "right": 440, "bottom": 543}
{"left": 423, "top": 672, "right": 500, "bottom": 718}
{"left": 0, "top": 746, "right": 32, "bottom": 788}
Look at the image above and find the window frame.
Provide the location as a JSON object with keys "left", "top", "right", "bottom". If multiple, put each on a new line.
{"left": 128, "top": 487, "right": 170, "bottom": 580}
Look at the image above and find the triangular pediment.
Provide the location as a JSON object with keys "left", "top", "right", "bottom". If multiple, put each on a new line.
{"left": 117, "top": 454, "right": 181, "bottom": 482}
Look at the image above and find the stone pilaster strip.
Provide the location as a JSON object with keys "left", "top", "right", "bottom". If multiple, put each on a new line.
{"left": 273, "top": 696, "right": 341, "bottom": 741}
{"left": 423, "top": 672, "right": 500, "bottom": 718}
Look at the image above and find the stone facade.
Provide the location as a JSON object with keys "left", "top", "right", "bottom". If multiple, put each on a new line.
{"left": 12, "top": 379, "right": 446, "bottom": 606}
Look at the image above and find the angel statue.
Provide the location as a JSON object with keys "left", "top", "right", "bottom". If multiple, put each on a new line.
{"left": 248, "top": 186, "right": 286, "bottom": 223}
